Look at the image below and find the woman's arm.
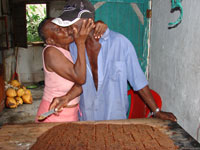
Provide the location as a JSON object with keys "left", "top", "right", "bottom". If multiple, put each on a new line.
{"left": 44, "top": 19, "right": 94, "bottom": 84}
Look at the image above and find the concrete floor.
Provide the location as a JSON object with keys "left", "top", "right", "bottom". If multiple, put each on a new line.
{"left": 0, "top": 85, "right": 43, "bottom": 126}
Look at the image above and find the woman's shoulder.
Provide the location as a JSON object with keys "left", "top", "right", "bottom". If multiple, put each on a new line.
{"left": 44, "top": 45, "right": 68, "bottom": 56}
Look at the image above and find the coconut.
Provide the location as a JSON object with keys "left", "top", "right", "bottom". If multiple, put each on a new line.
{"left": 6, "top": 88, "right": 17, "bottom": 97}
{"left": 15, "top": 96, "right": 23, "bottom": 105}
{"left": 24, "top": 89, "right": 32, "bottom": 95}
{"left": 17, "top": 88, "right": 25, "bottom": 97}
{"left": 22, "top": 94, "right": 33, "bottom": 104}
{"left": 10, "top": 80, "right": 21, "bottom": 87}
{"left": 6, "top": 97, "right": 17, "bottom": 108}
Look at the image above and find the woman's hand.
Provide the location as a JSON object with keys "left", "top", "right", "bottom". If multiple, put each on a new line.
{"left": 49, "top": 96, "right": 69, "bottom": 113}
{"left": 155, "top": 111, "right": 177, "bottom": 122}
{"left": 73, "top": 18, "right": 95, "bottom": 45}
{"left": 94, "top": 20, "right": 108, "bottom": 39}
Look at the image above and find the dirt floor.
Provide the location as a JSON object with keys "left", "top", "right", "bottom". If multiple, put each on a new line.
{"left": 0, "top": 85, "right": 43, "bottom": 126}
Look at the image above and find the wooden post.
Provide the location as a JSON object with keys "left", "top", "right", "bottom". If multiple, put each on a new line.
{"left": 0, "top": 63, "right": 5, "bottom": 112}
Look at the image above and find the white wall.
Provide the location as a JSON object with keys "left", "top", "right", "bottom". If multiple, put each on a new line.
{"left": 17, "top": 46, "right": 44, "bottom": 83}
{"left": 149, "top": 0, "right": 200, "bottom": 141}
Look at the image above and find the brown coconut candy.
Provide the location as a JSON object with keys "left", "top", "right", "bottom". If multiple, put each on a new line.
{"left": 30, "top": 123, "right": 178, "bottom": 150}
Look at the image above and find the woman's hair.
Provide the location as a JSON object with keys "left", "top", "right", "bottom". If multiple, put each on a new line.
{"left": 38, "top": 18, "right": 52, "bottom": 42}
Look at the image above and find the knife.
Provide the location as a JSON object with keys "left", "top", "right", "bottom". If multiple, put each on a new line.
{"left": 38, "top": 109, "right": 56, "bottom": 121}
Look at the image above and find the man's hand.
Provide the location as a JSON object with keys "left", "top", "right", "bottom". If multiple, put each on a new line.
{"left": 94, "top": 20, "right": 108, "bottom": 39}
{"left": 155, "top": 111, "right": 177, "bottom": 122}
{"left": 137, "top": 86, "right": 177, "bottom": 122}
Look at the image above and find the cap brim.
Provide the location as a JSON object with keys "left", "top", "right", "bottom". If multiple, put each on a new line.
{"left": 51, "top": 9, "right": 93, "bottom": 27}
{"left": 51, "top": 18, "right": 80, "bottom": 27}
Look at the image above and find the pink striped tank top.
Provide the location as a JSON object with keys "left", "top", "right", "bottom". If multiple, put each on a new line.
{"left": 42, "top": 45, "right": 80, "bottom": 106}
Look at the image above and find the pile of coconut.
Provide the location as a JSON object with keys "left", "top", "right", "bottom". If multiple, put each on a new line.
{"left": 5, "top": 80, "right": 33, "bottom": 109}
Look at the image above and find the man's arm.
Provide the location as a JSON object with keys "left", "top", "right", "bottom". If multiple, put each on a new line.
{"left": 138, "top": 85, "right": 177, "bottom": 122}
{"left": 94, "top": 20, "right": 107, "bottom": 39}
{"left": 49, "top": 83, "right": 82, "bottom": 111}
{"left": 123, "top": 37, "right": 176, "bottom": 122}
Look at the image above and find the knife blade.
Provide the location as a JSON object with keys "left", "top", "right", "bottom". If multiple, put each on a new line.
{"left": 38, "top": 109, "right": 56, "bottom": 121}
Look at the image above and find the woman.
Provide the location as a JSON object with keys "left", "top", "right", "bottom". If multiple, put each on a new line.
{"left": 36, "top": 18, "right": 107, "bottom": 122}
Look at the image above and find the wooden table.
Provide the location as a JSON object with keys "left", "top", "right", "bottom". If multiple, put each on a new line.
{"left": 0, "top": 118, "right": 199, "bottom": 150}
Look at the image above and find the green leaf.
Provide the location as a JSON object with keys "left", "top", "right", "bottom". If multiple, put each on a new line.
{"left": 26, "top": 4, "right": 46, "bottom": 43}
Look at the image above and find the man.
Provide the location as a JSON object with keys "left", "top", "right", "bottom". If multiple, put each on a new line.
{"left": 51, "top": 0, "right": 177, "bottom": 122}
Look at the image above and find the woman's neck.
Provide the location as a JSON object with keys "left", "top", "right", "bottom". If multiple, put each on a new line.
{"left": 54, "top": 43, "right": 70, "bottom": 51}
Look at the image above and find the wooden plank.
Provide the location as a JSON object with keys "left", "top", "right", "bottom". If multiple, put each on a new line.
{"left": 0, "top": 122, "right": 61, "bottom": 150}
{"left": 0, "top": 118, "right": 199, "bottom": 150}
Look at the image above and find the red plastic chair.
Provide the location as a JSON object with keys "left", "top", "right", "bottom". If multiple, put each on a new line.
{"left": 127, "top": 89, "right": 162, "bottom": 119}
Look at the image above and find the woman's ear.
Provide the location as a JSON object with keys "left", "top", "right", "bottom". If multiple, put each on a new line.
{"left": 46, "top": 38, "right": 54, "bottom": 45}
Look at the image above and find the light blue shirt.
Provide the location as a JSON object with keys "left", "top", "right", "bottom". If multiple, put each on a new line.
{"left": 70, "top": 28, "right": 148, "bottom": 121}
